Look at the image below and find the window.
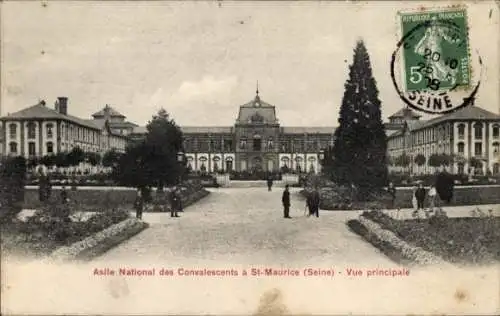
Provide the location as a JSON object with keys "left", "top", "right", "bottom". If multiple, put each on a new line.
{"left": 9, "top": 142, "right": 17, "bottom": 153}
{"left": 9, "top": 124, "right": 18, "bottom": 139}
{"left": 267, "top": 137, "right": 274, "bottom": 150}
{"left": 28, "top": 142, "right": 36, "bottom": 156}
{"left": 457, "top": 142, "right": 464, "bottom": 154}
{"left": 493, "top": 142, "right": 499, "bottom": 156}
{"left": 46, "top": 142, "right": 54, "bottom": 154}
{"left": 253, "top": 138, "right": 261, "bottom": 151}
{"left": 493, "top": 124, "right": 499, "bottom": 138}
{"left": 46, "top": 123, "right": 53, "bottom": 139}
{"left": 474, "top": 142, "right": 482, "bottom": 156}
{"left": 27, "top": 122, "right": 36, "bottom": 139}
{"left": 457, "top": 124, "right": 465, "bottom": 139}
{"left": 474, "top": 123, "right": 483, "bottom": 140}
{"left": 239, "top": 138, "right": 247, "bottom": 149}
{"left": 224, "top": 139, "right": 233, "bottom": 151}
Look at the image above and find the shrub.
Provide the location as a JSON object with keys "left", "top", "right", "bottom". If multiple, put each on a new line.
{"left": 0, "top": 156, "right": 27, "bottom": 225}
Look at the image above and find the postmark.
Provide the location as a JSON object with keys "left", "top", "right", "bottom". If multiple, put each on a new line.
{"left": 391, "top": 6, "right": 483, "bottom": 115}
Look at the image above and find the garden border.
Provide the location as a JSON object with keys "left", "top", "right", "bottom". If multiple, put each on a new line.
{"left": 348, "top": 214, "right": 453, "bottom": 266}
{"left": 49, "top": 218, "right": 148, "bottom": 262}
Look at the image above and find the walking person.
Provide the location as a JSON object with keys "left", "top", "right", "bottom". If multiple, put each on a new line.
{"left": 387, "top": 182, "right": 397, "bottom": 209}
{"left": 267, "top": 175, "right": 273, "bottom": 192}
{"left": 134, "top": 188, "right": 144, "bottom": 220}
{"left": 282, "top": 184, "right": 291, "bottom": 218}
{"left": 414, "top": 183, "right": 426, "bottom": 216}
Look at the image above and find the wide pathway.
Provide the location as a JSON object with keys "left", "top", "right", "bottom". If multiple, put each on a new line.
{"left": 4, "top": 188, "right": 498, "bottom": 316}
{"left": 96, "top": 187, "right": 392, "bottom": 266}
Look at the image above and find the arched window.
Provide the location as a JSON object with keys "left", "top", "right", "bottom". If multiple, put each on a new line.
{"left": 474, "top": 123, "right": 483, "bottom": 140}
{"left": 493, "top": 124, "right": 499, "bottom": 139}
{"left": 457, "top": 123, "right": 465, "bottom": 139}
{"left": 27, "top": 122, "right": 36, "bottom": 139}
{"left": 493, "top": 142, "right": 499, "bottom": 156}
{"left": 9, "top": 124, "right": 17, "bottom": 139}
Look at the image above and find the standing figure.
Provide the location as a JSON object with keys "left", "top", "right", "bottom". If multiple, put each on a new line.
{"left": 310, "top": 188, "right": 321, "bottom": 217}
{"left": 415, "top": 183, "right": 426, "bottom": 212}
{"left": 428, "top": 185, "right": 437, "bottom": 211}
{"left": 134, "top": 188, "right": 144, "bottom": 219}
{"left": 387, "top": 182, "right": 397, "bottom": 209}
{"left": 60, "top": 185, "right": 69, "bottom": 204}
{"left": 267, "top": 175, "right": 273, "bottom": 192}
{"left": 282, "top": 185, "right": 291, "bottom": 219}
{"left": 170, "top": 188, "right": 182, "bottom": 218}
{"left": 411, "top": 186, "right": 418, "bottom": 211}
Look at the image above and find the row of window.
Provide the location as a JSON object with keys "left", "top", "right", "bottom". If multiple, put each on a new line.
{"left": 388, "top": 123, "right": 500, "bottom": 149}
{"left": 7, "top": 122, "right": 103, "bottom": 145}
{"left": 9, "top": 141, "right": 54, "bottom": 155}
{"left": 183, "top": 138, "right": 331, "bottom": 152}
{"left": 457, "top": 123, "right": 500, "bottom": 140}
{"left": 457, "top": 142, "right": 500, "bottom": 156}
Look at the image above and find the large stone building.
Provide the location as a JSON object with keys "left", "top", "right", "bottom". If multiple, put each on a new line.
{"left": 0, "top": 97, "right": 129, "bottom": 158}
{"left": 131, "top": 90, "right": 335, "bottom": 174}
{"left": 386, "top": 105, "right": 500, "bottom": 175}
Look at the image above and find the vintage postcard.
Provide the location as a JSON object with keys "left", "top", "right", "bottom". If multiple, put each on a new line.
{"left": 1, "top": 1, "right": 499, "bottom": 315}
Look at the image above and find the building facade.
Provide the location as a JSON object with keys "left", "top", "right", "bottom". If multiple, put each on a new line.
{"left": 131, "top": 91, "right": 335, "bottom": 174}
{"left": 0, "top": 97, "right": 129, "bottom": 159}
{"left": 386, "top": 105, "right": 500, "bottom": 175}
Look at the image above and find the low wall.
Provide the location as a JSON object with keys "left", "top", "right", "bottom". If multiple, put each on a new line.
{"left": 393, "top": 185, "right": 500, "bottom": 208}
{"left": 24, "top": 186, "right": 210, "bottom": 210}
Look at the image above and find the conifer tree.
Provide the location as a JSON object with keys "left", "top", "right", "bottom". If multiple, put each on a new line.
{"left": 331, "top": 40, "right": 388, "bottom": 194}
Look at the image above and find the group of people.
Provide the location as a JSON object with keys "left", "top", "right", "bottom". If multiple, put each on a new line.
{"left": 281, "top": 184, "right": 321, "bottom": 219}
{"left": 386, "top": 170, "right": 455, "bottom": 216}
{"left": 133, "top": 187, "right": 183, "bottom": 220}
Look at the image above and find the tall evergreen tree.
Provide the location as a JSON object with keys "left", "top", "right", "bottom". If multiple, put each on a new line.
{"left": 331, "top": 40, "right": 388, "bottom": 194}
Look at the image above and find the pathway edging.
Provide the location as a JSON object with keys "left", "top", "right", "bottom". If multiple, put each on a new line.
{"left": 348, "top": 215, "right": 451, "bottom": 266}
{"left": 50, "top": 218, "right": 149, "bottom": 262}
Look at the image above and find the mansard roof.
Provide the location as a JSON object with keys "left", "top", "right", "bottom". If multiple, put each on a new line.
{"left": 236, "top": 93, "right": 278, "bottom": 124}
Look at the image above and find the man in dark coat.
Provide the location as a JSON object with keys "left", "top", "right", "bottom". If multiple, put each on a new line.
{"left": 134, "top": 188, "right": 144, "bottom": 219}
{"left": 415, "top": 183, "right": 426, "bottom": 211}
{"left": 387, "top": 182, "right": 397, "bottom": 209}
{"left": 282, "top": 185, "right": 291, "bottom": 218}
{"left": 60, "top": 185, "right": 69, "bottom": 204}
{"left": 306, "top": 188, "right": 321, "bottom": 217}
{"left": 435, "top": 171, "right": 454, "bottom": 204}
{"left": 267, "top": 176, "right": 273, "bottom": 192}
{"left": 169, "top": 187, "right": 182, "bottom": 218}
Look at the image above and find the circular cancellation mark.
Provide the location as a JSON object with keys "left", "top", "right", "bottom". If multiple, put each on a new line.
{"left": 391, "top": 16, "right": 483, "bottom": 115}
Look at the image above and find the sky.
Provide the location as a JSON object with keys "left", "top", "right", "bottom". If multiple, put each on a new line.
{"left": 1, "top": 1, "right": 499, "bottom": 127}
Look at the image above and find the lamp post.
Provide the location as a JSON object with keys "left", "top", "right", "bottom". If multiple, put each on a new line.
{"left": 177, "top": 151, "right": 185, "bottom": 184}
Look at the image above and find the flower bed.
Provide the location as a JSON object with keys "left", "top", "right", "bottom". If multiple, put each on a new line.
{"left": 352, "top": 209, "right": 500, "bottom": 265}
{"left": 50, "top": 218, "right": 148, "bottom": 262}
{"left": 1, "top": 207, "right": 135, "bottom": 258}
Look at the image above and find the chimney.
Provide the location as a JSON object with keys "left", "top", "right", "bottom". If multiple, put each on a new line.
{"left": 57, "top": 97, "right": 68, "bottom": 115}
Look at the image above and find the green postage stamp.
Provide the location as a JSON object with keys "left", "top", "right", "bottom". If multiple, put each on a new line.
{"left": 398, "top": 8, "right": 470, "bottom": 92}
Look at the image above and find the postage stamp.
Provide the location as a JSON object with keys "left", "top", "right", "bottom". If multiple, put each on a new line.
{"left": 398, "top": 8, "right": 471, "bottom": 93}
